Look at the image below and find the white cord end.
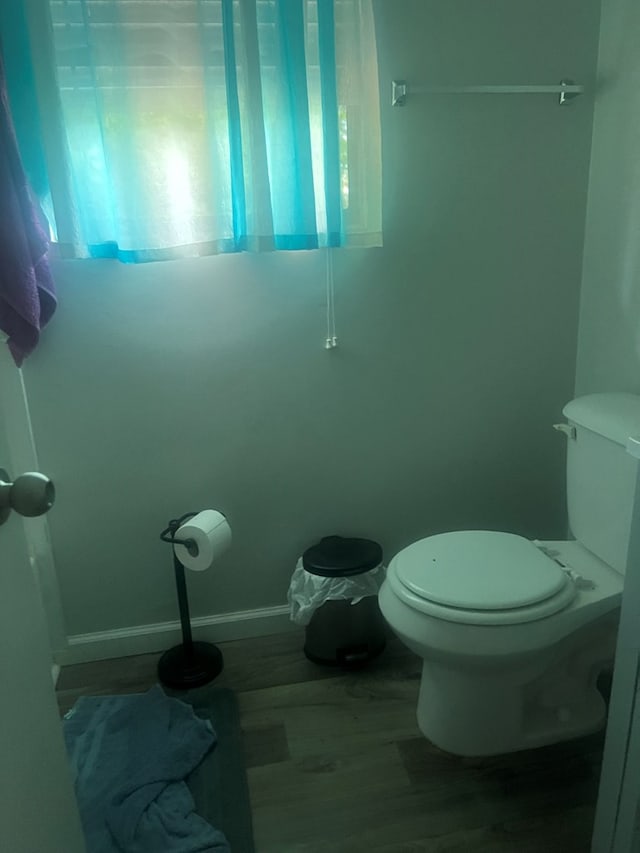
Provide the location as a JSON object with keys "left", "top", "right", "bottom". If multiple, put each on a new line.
{"left": 325, "top": 250, "right": 338, "bottom": 351}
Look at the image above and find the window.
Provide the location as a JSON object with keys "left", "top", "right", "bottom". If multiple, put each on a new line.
{"left": 10, "top": 0, "right": 381, "bottom": 262}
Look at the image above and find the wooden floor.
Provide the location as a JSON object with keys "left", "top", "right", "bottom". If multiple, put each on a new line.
{"left": 57, "top": 632, "right": 602, "bottom": 852}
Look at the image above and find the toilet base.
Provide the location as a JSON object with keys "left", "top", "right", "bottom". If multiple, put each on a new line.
{"left": 416, "top": 657, "right": 608, "bottom": 757}
{"left": 414, "top": 611, "right": 618, "bottom": 756}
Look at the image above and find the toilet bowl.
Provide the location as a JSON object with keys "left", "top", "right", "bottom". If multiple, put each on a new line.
{"left": 379, "top": 393, "right": 640, "bottom": 757}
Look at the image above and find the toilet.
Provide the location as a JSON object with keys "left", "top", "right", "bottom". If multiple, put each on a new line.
{"left": 379, "top": 393, "right": 640, "bottom": 757}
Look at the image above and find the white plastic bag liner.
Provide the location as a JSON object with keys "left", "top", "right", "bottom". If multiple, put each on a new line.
{"left": 287, "top": 558, "right": 387, "bottom": 626}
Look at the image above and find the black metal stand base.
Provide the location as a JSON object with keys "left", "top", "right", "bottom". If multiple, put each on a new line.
{"left": 157, "top": 641, "right": 224, "bottom": 690}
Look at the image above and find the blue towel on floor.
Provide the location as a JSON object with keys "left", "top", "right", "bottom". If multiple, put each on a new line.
{"left": 63, "top": 685, "right": 230, "bottom": 853}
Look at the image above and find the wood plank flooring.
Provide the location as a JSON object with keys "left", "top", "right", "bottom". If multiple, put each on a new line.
{"left": 56, "top": 632, "right": 601, "bottom": 852}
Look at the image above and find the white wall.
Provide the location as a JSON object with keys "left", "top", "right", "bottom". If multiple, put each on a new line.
{"left": 21, "top": 0, "right": 601, "bottom": 641}
{"left": 576, "top": 0, "right": 640, "bottom": 395}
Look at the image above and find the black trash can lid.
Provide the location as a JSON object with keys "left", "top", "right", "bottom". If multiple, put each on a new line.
{"left": 302, "top": 535, "right": 383, "bottom": 578}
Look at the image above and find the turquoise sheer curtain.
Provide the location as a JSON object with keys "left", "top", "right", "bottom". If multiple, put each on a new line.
{"left": 3, "top": 0, "right": 381, "bottom": 262}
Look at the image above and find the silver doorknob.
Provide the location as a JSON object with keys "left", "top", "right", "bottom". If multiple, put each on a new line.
{"left": 0, "top": 469, "right": 55, "bottom": 526}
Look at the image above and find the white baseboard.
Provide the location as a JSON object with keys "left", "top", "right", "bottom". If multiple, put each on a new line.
{"left": 55, "top": 604, "right": 296, "bottom": 666}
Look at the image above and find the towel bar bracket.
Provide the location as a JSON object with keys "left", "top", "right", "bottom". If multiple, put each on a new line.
{"left": 558, "top": 79, "right": 580, "bottom": 106}
{"left": 392, "top": 80, "right": 407, "bottom": 107}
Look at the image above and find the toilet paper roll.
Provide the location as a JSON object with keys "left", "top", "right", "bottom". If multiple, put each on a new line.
{"left": 174, "top": 510, "right": 231, "bottom": 572}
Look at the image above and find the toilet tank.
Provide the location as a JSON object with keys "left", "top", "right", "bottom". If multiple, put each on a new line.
{"left": 562, "top": 393, "right": 640, "bottom": 575}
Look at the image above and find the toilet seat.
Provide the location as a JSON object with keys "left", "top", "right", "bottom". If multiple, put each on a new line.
{"left": 388, "top": 531, "right": 577, "bottom": 626}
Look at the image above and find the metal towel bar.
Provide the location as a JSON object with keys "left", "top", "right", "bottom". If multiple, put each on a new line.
{"left": 391, "top": 79, "right": 583, "bottom": 107}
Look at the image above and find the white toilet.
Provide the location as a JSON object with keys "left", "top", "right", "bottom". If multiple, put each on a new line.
{"left": 379, "top": 393, "right": 640, "bottom": 757}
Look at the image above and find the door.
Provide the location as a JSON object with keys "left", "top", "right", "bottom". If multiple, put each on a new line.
{"left": 0, "top": 356, "right": 85, "bottom": 852}
{"left": 592, "top": 438, "right": 640, "bottom": 852}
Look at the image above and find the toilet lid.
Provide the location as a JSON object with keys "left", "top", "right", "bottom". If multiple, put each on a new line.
{"left": 394, "top": 531, "right": 568, "bottom": 611}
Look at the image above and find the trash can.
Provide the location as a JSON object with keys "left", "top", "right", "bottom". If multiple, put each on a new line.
{"left": 288, "top": 535, "right": 387, "bottom": 667}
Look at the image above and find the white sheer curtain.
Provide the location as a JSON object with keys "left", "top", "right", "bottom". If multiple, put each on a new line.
{"left": 17, "top": 0, "right": 382, "bottom": 262}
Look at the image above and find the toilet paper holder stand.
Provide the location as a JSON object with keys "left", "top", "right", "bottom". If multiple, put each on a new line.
{"left": 157, "top": 512, "right": 224, "bottom": 689}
